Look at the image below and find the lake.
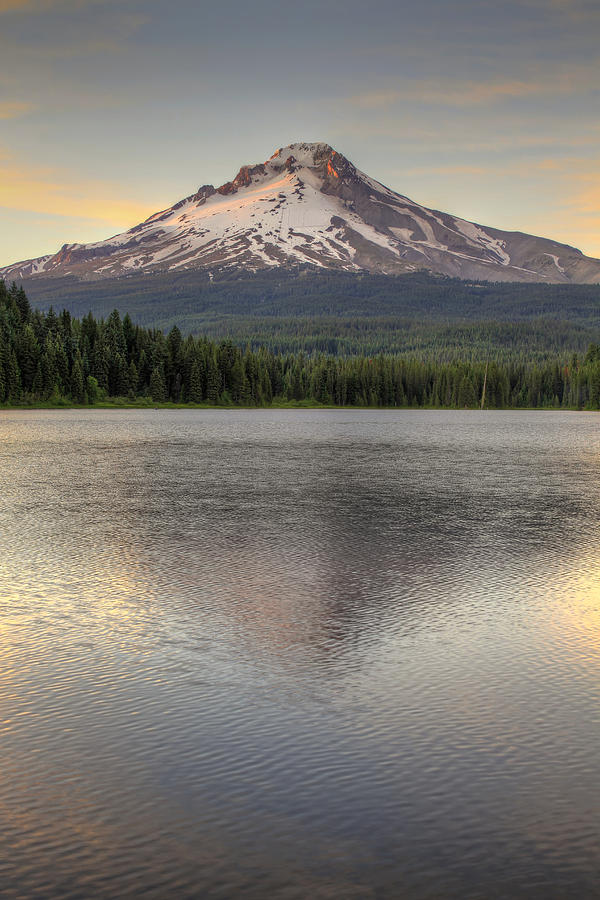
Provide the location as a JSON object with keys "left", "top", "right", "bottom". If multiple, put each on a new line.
{"left": 1, "top": 409, "right": 599, "bottom": 898}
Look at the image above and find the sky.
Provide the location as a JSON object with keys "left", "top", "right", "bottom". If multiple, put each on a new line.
{"left": 0, "top": 0, "right": 599, "bottom": 265}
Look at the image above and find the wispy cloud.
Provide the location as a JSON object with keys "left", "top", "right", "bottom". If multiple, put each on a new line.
{"left": 0, "top": 151, "right": 154, "bottom": 231}
{"left": 0, "top": 2, "right": 148, "bottom": 57}
{"left": 563, "top": 161, "right": 600, "bottom": 223}
{"left": 0, "top": 100, "right": 34, "bottom": 118}
{"left": 0, "top": 2, "right": 149, "bottom": 115}
{"left": 435, "top": 154, "right": 600, "bottom": 257}
{"left": 0, "top": 0, "right": 120, "bottom": 13}
{"left": 333, "top": 118, "right": 600, "bottom": 154}
{"left": 402, "top": 163, "right": 510, "bottom": 177}
{"left": 348, "top": 80, "right": 542, "bottom": 108}
{"left": 522, "top": 0, "right": 600, "bottom": 22}
{"left": 347, "top": 64, "right": 598, "bottom": 109}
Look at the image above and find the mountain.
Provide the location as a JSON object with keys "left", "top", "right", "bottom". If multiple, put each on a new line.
{"left": 2, "top": 141, "right": 600, "bottom": 284}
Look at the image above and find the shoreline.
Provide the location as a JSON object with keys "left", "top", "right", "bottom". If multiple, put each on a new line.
{"left": 0, "top": 401, "right": 596, "bottom": 413}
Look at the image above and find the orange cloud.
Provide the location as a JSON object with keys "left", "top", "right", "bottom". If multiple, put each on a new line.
{"left": 570, "top": 166, "right": 600, "bottom": 214}
{"left": 537, "top": 158, "right": 564, "bottom": 171}
{"left": 0, "top": 101, "right": 33, "bottom": 119}
{"left": 0, "top": 0, "right": 31, "bottom": 9}
{"left": 418, "top": 80, "right": 546, "bottom": 105}
{"left": 0, "top": 0, "right": 117, "bottom": 11}
{"left": 523, "top": 156, "right": 600, "bottom": 211}
{"left": 0, "top": 154, "right": 154, "bottom": 230}
{"left": 403, "top": 164, "right": 491, "bottom": 177}
{"left": 402, "top": 157, "right": 599, "bottom": 184}
{"left": 348, "top": 80, "right": 545, "bottom": 109}
{"left": 506, "top": 158, "right": 600, "bottom": 256}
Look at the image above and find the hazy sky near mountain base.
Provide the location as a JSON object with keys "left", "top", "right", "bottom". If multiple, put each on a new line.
{"left": 1, "top": 0, "right": 599, "bottom": 264}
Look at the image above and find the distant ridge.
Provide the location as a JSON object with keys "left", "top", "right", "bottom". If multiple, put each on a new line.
{"left": 2, "top": 141, "right": 600, "bottom": 284}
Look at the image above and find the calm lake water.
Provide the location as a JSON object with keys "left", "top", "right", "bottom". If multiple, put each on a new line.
{"left": 1, "top": 409, "right": 599, "bottom": 899}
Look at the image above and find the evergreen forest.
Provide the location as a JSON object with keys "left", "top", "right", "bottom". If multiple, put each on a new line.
{"left": 2, "top": 280, "right": 600, "bottom": 409}
{"left": 22, "top": 269, "right": 600, "bottom": 362}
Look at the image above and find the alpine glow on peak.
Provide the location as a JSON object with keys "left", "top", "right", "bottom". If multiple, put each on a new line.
{"left": 2, "top": 142, "right": 600, "bottom": 284}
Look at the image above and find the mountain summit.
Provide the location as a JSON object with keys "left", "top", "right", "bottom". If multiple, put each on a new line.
{"left": 3, "top": 141, "right": 600, "bottom": 283}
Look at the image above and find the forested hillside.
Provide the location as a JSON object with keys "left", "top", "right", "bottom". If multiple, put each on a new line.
{"left": 20, "top": 269, "right": 600, "bottom": 362}
{"left": 1, "top": 280, "right": 600, "bottom": 409}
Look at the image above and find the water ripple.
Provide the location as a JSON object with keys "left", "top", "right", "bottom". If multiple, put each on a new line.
{"left": 1, "top": 409, "right": 599, "bottom": 898}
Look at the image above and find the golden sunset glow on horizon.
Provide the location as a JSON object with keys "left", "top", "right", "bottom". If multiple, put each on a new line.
{"left": 0, "top": 0, "right": 598, "bottom": 264}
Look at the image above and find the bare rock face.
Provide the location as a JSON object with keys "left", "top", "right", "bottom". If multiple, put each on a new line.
{"left": 2, "top": 141, "right": 600, "bottom": 284}
{"left": 216, "top": 181, "right": 236, "bottom": 196}
{"left": 193, "top": 185, "right": 216, "bottom": 204}
{"left": 216, "top": 164, "right": 268, "bottom": 195}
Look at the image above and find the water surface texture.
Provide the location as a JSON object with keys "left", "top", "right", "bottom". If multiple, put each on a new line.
{"left": 1, "top": 410, "right": 599, "bottom": 899}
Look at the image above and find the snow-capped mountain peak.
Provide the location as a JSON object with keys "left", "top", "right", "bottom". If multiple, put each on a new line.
{"left": 2, "top": 141, "right": 600, "bottom": 284}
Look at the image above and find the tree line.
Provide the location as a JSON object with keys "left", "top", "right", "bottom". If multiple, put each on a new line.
{"left": 195, "top": 314, "right": 597, "bottom": 362}
{"left": 1, "top": 280, "right": 600, "bottom": 409}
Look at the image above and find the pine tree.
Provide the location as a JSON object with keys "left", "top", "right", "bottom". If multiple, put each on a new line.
{"left": 17, "top": 324, "right": 39, "bottom": 394}
{"left": 150, "top": 366, "right": 166, "bottom": 402}
{"left": 15, "top": 287, "right": 32, "bottom": 323}
{"left": 0, "top": 344, "right": 5, "bottom": 402}
{"left": 106, "top": 309, "right": 127, "bottom": 358}
{"left": 229, "top": 357, "right": 245, "bottom": 403}
{"left": 206, "top": 351, "right": 221, "bottom": 404}
{"left": 71, "top": 355, "right": 85, "bottom": 403}
{"left": 41, "top": 340, "right": 58, "bottom": 399}
{"left": 32, "top": 361, "right": 44, "bottom": 398}
{"left": 127, "top": 360, "right": 138, "bottom": 398}
{"left": 112, "top": 354, "right": 128, "bottom": 396}
{"left": 6, "top": 349, "right": 21, "bottom": 401}
{"left": 457, "top": 375, "right": 477, "bottom": 408}
{"left": 189, "top": 358, "right": 203, "bottom": 403}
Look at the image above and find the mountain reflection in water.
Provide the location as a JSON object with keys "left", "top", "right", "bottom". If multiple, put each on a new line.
{"left": 1, "top": 409, "right": 599, "bottom": 899}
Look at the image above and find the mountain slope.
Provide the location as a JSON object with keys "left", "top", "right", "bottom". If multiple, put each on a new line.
{"left": 2, "top": 142, "right": 600, "bottom": 284}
